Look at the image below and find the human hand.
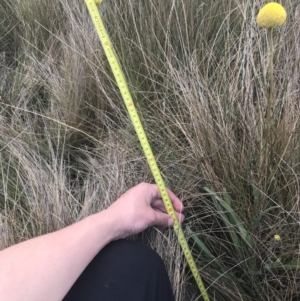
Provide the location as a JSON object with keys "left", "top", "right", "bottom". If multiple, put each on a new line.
{"left": 105, "top": 182, "right": 185, "bottom": 240}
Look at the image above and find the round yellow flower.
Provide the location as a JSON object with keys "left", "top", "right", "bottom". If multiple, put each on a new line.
{"left": 256, "top": 2, "right": 287, "bottom": 28}
{"left": 274, "top": 234, "right": 281, "bottom": 241}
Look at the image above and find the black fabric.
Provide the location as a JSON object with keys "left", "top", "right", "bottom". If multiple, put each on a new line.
{"left": 63, "top": 239, "right": 175, "bottom": 301}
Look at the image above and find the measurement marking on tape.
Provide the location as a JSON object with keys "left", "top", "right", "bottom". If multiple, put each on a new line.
{"left": 84, "top": 1, "right": 210, "bottom": 300}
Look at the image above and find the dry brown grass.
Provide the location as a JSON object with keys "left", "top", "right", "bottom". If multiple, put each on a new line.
{"left": 1, "top": 0, "right": 300, "bottom": 300}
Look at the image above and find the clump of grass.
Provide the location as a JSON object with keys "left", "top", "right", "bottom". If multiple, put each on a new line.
{"left": 1, "top": 0, "right": 300, "bottom": 300}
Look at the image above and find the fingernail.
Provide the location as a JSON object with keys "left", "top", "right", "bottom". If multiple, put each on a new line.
{"left": 168, "top": 218, "right": 174, "bottom": 227}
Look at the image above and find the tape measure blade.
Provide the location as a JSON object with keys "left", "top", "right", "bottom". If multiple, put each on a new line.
{"left": 85, "top": 2, "right": 210, "bottom": 300}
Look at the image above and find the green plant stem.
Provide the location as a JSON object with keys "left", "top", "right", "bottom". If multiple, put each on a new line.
{"left": 267, "top": 28, "right": 274, "bottom": 124}
{"left": 261, "top": 28, "right": 274, "bottom": 181}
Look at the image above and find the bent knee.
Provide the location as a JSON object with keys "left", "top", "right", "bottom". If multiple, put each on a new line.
{"left": 101, "top": 239, "right": 166, "bottom": 273}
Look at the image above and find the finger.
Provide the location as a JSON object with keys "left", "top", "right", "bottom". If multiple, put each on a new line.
{"left": 166, "top": 189, "right": 184, "bottom": 212}
{"left": 148, "top": 183, "right": 163, "bottom": 200}
{"left": 152, "top": 210, "right": 185, "bottom": 228}
{"left": 162, "top": 212, "right": 185, "bottom": 225}
{"left": 149, "top": 184, "right": 184, "bottom": 213}
{"left": 152, "top": 200, "right": 185, "bottom": 224}
{"left": 176, "top": 212, "right": 185, "bottom": 224}
{"left": 153, "top": 211, "right": 173, "bottom": 228}
{"left": 151, "top": 199, "right": 167, "bottom": 213}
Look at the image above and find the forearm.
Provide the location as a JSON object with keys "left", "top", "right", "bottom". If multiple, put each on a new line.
{"left": 0, "top": 183, "right": 184, "bottom": 301}
{"left": 0, "top": 210, "right": 117, "bottom": 301}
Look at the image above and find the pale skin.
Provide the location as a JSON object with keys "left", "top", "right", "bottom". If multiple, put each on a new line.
{"left": 0, "top": 182, "right": 184, "bottom": 301}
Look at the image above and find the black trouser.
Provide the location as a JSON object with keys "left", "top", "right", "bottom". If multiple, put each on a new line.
{"left": 63, "top": 239, "right": 176, "bottom": 301}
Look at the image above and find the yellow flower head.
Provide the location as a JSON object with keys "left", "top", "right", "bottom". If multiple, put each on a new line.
{"left": 256, "top": 2, "right": 287, "bottom": 28}
{"left": 274, "top": 234, "right": 281, "bottom": 241}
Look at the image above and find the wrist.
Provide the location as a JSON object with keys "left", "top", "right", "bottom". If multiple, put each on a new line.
{"left": 88, "top": 208, "right": 123, "bottom": 243}
{"left": 84, "top": 210, "right": 120, "bottom": 250}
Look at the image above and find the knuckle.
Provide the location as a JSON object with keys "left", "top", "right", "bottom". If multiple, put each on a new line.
{"left": 138, "top": 182, "right": 151, "bottom": 190}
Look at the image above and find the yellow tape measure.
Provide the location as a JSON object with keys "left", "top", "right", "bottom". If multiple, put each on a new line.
{"left": 84, "top": 1, "right": 210, "bottom": 300}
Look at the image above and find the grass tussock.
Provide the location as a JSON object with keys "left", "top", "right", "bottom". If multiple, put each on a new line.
{"left": 1, "top": 0, "right": 300, "bottom": 300}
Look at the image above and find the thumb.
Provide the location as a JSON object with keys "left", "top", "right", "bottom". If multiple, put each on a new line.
{"left": 154, "top": 211, "right": 174, "bottom": 228}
